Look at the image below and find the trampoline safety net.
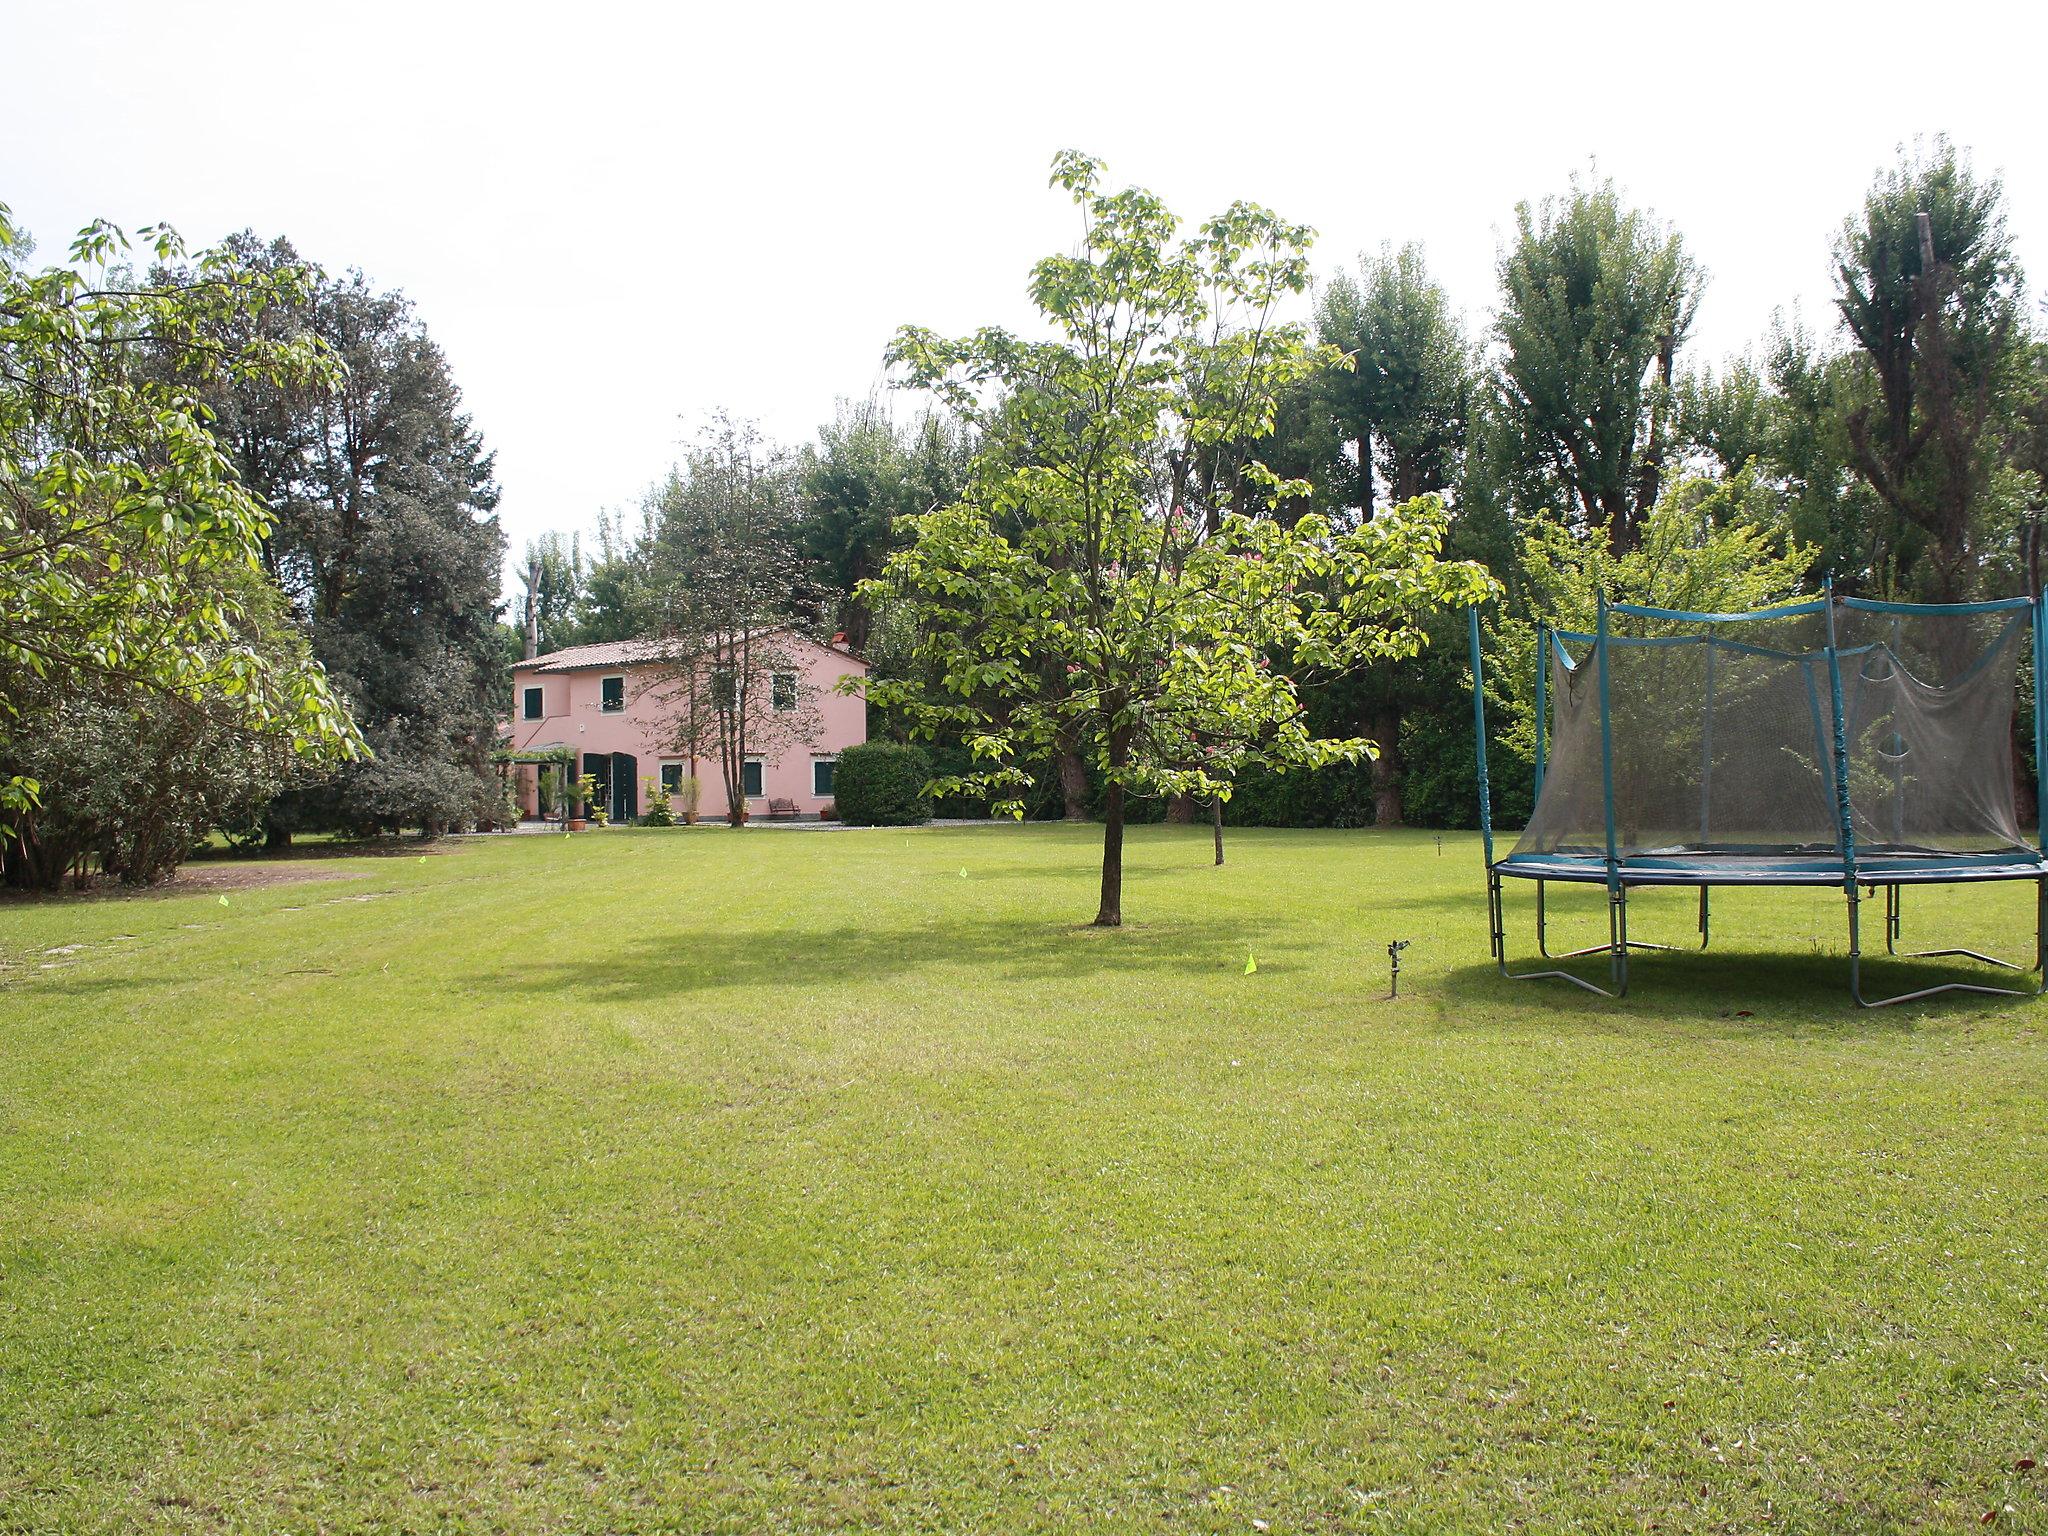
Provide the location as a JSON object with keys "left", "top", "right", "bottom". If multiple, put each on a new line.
{"left": 1515, "top": 599, "right": 2033, "bottom": 863}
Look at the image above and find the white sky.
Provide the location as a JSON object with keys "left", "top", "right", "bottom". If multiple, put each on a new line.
{"left": 8, "top": 0, "right": 2044, "bottom": 600}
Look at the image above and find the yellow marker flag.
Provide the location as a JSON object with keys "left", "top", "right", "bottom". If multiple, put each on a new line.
{"left": 1243, "top": 953, "right": 1258, "bottom": 975}
{"left": 218, "top": 895, "right": 230, "bottom": 908}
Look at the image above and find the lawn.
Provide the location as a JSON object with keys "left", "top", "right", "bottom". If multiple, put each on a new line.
{"left": 2, "top": 825, "right": 2044, "bottom": 1533}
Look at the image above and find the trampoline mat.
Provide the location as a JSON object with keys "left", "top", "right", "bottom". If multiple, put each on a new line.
{"left": 1495, "top": 846, "right": 2048, "bottom": 886}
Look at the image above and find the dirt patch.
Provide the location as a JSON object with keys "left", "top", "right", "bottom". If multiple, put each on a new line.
{"left": 1, "top": 861, "right": 375, "bottom": 905}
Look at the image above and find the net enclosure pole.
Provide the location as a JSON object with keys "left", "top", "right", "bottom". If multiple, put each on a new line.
{"left": 1533, "top": 624, "right": 1548, "bottom": 797}
{"left": 1822, "top": 579, "right": 1858, "bottom": 890}
{"left": 1596, "top": 593, "right": 1618, "bottom": 888}
{"left": 2035, "top": 588, "right": 2047, "bottom": 858}
{"left": 1596, "top": 593, "right": 1628, "bottom": 994}
{"left": 1467, "top": 605, "right": 1495, "bottom": 870}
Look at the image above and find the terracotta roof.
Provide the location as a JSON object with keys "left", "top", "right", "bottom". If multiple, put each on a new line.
{"left": 518, "top": 639, "right": 677, "bottom": 673}
{"left": 516, "top": 632, "right": 865, "bottom": 672}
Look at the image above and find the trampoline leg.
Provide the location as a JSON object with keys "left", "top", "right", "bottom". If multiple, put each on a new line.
{"left": 1539, "top": 872, "right": 1680, "bottom": 959}
{"left": 1698, "top": 886, "right": 1711, "bottom": 950}
{"left": 1850, "top": 876, "right": 2047, "bottom": 1008}
{"left": 1493, "top": 871, "right": 1622, "bottom": 998}
{"left": 1885, "top": 883, "right": 1900, "bottom": 956}
{"left": 1611, "top": 885, "right": 1630, "bottom": 997}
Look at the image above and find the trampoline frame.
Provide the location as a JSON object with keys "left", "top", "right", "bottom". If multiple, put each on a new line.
{"left": 1467, "top": 586, "right": 2048, "bottom": 1008}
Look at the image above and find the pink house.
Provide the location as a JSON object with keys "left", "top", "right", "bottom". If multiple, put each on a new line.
{"left": 505, "top": 634, "right": 868, "bottom": 822}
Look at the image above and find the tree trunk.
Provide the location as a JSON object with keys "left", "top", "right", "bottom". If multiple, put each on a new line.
{"left": 1095, "top": 784, "right": 1125, "bottom": 927}
{"left": 1059, "top": 751, "right": 1090, "bottom": 821}
{"left": 1358, "top": 435, "right": 1375, "bottom": 522}
{"left": 1094, "top": 732, "right": 1131, "bottom": 927}
{"left": 1211, "top": 795, "right": 1224, "bottom": 866}
{"left": 1164, "top": 793, "right": 1195, "bottom": 824}
{"left": 1370, "top": 706, "right": 1405, "bottom": 826}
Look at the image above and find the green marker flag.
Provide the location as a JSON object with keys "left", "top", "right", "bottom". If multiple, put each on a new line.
{"left": 1243, "top": 953, "right": 1258, "bottom": 975}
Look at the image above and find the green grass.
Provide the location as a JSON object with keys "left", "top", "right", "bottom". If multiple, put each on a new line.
{"left": 2, "top": 825, "right": 2045, "bottom": 1533}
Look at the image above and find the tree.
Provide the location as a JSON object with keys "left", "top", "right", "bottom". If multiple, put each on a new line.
{"left": 1, "top": 569, "right": 333, "bottom": 887}
{"left": 644, "top": 414, "right": 822, "bottom": 825}
{"left": 1308, "top": 244, "right": 1476, "bottom": 824}
{"left": 872, "top": 152, "right": 1496, "bottom": 926}
{"left": 1833, "top": 138, "right": 2034, "bottom": 601}
{"left": 0, "top": 207, "right": 360, "bottom": 815}
{"left": 799, "top": 399, "right": 972, "bottom": 653}
{"left": 1485, "top": 471, "right": 1817, "bottom": 763}
{"left": 1314, "top": 243, "right": 1474, "bottom": 520}
{"left": 1495, "top": 173, "right": 1702, "bottom": 553}
{"left": 188, "top": 237, "right": 506, "bottom": 839}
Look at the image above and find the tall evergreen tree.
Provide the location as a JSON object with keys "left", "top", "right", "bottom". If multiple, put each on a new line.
{"left": 190, "top": 236, "right": 506, "bottom": 840}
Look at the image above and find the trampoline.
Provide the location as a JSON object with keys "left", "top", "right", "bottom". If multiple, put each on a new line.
{"left": 1466, "top": 587, "right": 2048, "bottom": 1007}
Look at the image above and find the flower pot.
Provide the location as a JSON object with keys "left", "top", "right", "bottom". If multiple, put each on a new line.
{"left": 567, "top": 817, "right": 588, "bottom": 832}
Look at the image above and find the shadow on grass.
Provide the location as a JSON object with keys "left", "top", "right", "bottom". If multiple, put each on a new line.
{"left": 477, "top": 913, "right": 1291, "bottom": 1005}
{"left": 1436, "top": 943, "right": 2038, "bottom": 1032}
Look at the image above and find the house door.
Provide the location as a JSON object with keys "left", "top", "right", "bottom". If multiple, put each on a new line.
{"left": 582, "top": 753, "right": 610, "bottom": 820}
{"left": 610, "top": 752, "right": 637, "bottom": 823}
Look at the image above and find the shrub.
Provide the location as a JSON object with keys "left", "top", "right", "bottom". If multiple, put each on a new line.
{"left": 640, "top": 778, "right": 676, "bottom": 827}
{"left": 832, "top": 742, "right": 931, "bottom": 826}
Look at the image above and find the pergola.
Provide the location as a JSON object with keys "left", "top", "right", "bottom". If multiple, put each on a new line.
{"left": 491, "top": 744, "right": 578, "bottom": 827}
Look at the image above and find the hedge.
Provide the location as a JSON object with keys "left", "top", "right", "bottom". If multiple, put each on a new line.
{"left": 832, "top": 742, "right": 933, "bottom": 826}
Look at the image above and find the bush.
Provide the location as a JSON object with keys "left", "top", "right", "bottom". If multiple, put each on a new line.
{"left": 832, "top": 742, "right": 931, "bottom": 826}
{"left": 640, "top": 778, "right": 676, "bottom": 827}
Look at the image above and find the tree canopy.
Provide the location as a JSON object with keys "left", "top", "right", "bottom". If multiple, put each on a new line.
{"left": 870, "top": 152, "right": 1495, "bottom": 923}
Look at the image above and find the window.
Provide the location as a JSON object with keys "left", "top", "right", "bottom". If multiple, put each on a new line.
{"left": 660, "top": 762, "right": 684, "bottom": 793}
{"left": 812, "top": 758, "right": 836, "bottom": 796}
{"left": 772, "top": 672, "right": 798, "bottom": 712}
{"left": 741, "top": 759, "right": 764, "bottom": 798}
{"left": 711, "top": 668, "right": 736, "bottom": 710}
{"left": 521, "top": 685, "right": 543, "bottom": 721}
{"left": 600, "top": 675, "right": 625, "bottom": 712}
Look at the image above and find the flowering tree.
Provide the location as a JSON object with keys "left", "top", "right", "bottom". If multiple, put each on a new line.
{"left": 867, "top": 153, "right": 1496, "bottom": 926}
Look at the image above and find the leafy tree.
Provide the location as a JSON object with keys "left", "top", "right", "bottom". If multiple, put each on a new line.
{"left": 873, "top": 152, "right": 1495, "bottom": 926}
{"left": 0, "top": 569, "right": 332, "bottom": 887}
{"left": 1302, "top": 244, "right": 1478, "bottom": 824}
{"left": 1495, "top": 173, "right": 1702, "bottom": 553}
{"left": 644, "top": 414, "right": 823, "bottom": 825}
{"left": 1832, "top": 138, "right": 2036, "bottom": 601}
{"left": 1485, "top": 471, "right": 1817, "bottom": 762}
{"left": 187, "top": 236, "right": 506, "bottom": 839}
{"left": 516, "top": 530, "right": 584, "bottom": 656}
{"left": 799, "top": 400, "right": 972, "bottom": 653}
{"left": 0, "top": 207, "right": 360, "bottom": 814}
{"left": 1314, "top": 243, "right": 1474, "bottom": 519}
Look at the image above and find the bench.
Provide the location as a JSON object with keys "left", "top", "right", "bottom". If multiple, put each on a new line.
{"left": 765, "top": 798, "right": 801, "bottom": 820}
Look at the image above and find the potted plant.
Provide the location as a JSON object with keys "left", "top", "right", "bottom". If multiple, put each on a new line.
{"left": 675, "top": 774, "right": 701, "bottom": 826}
{"left": 568, "top": 771, "right": 597, "bottom": 833}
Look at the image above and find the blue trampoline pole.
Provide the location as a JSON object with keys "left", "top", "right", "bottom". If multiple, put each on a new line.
{"left": 1824, "top": 579, "right": 1867, "bottom": 1004}
{"left": 2035, "top": 589, "right": 2047, "bottom": 858}
{"left": 1468, "top": 605, "right": 1495, "bottom": 872}
{"left": 1596, "top": 593, "right": 1626, "bottom": 992}
{"left": 1533, "top": 624, "right": 1548, "bottom": 799}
